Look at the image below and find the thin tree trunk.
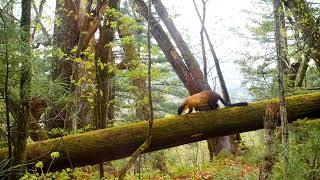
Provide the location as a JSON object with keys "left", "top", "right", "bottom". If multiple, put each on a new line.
{"left": 274, "top": 0, "right": 289, "bottom": 176}
{"left": 259, "top": 103, "right": 279, "bottom": 180}
{"left": 119, "top": 0, "right": 154, "bottom": 178}
{"left": 280, "top": 5, "right": 289, "bottom": 73}
{"left": 2, "top": 16, "right": 12, "bottom": 163}
{"left": 13, "top": 0, "right": 32, "bottom": 176}
{"left": 94, "top": 1, "right": 119, "bottom": 178}
{"left": 118, "top": 20, "right": 150, "bottom": 121}
{"left": 192, "top": 0, "right": 239, "bottom": 156}
{"left": 192, "top": 1, "right": 229, "bottom": 101}
{"left": 200, "top": 0, "right": 208, "bottom": 82}
{"left": 31, "top": 0, "right": 49, "bottom": 44}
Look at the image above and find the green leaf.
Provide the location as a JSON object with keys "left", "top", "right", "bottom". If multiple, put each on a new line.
{"left": 51, "top": 152, "right": 60, "bottom": 159}
{"left": 35, "top": 161, "right": 43, "bottom": 169}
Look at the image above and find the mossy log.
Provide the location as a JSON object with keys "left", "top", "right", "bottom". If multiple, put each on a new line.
{"left": 1, "top": 93, "right": 320, "bottom": 171}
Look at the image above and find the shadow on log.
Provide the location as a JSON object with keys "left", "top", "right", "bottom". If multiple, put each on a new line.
{"left": 1, "top": 93, "right": 320, "bottom": 171}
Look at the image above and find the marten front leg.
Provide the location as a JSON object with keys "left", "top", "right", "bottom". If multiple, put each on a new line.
{"left": 187, "top": 106, "right": 193, "bottom": 114}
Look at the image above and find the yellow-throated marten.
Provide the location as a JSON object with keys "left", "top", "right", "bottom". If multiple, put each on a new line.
{"left": 178, "top": 90, "right": 248, "bottom": 115}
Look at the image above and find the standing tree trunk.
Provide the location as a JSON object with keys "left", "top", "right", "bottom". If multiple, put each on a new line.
{"left": 280, "top": 5, "right": 289, "bottom": 74}
{"left": 200, "top": 0, "right": 208, "bottom": 82}
{"left": 94, "top": 0, "right": 118, "bottom": 131}
{"left": 52, "top": 0, "right": 80, "bottom": 84}
{"left": 94, "top": 0, "right": 119, "bottom": 178}
{"left": 274, "top": 0, "right": 289, "bottom": 176}
{"left": 48, "top": 0, "right": 81, "bottom": 131}
{"left": 192, "top": 0, "right": 240, "bottom": 157}
{"left": 2, "top": 11, "right": 13, "bottom": 165}
{"left": 50, "top": 0, "right": 103, "bottom": 131}
{"left": 259, "top": 103, "right": 279, "bottom": 180}
{"left": 119, "top": 0, "right": 154, "bottom": 177}
{"left": 13, "top": 0, "right": 32, "bottom": 177}
{"left": 118, "top": 18, "right": 150, "bottom": 121}
{"left": 153, "top": 0, "right": 236, "bottom": 158}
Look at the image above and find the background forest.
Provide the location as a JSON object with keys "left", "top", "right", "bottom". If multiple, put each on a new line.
{"left": 0, "top": 0, "right": 319, "bottom": 179}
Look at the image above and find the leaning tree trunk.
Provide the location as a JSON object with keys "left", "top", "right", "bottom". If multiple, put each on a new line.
{"left": 12, "top": 0, "right": 32, "bottom": 177}
{"left": 0, "top": 93, "right": 319, "bottom": 172}
{"left": 153, "top": 0, "right": 236, "bottom": 158}
{"left": 295, "top": 52, "right": 309, "bottom": 87}
{"left": 134, "top": 0, "right": 200, "bottom": 95}
{"left": 152, "top": 0, "right": 210, "bottom": 91}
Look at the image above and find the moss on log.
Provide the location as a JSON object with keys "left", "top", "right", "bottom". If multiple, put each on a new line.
{"left": 1, "top": 93, "right": 320, "bottom": 171}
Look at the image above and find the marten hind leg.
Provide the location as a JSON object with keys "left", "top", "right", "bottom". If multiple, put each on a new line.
{"left": 208, "top": 100, "right": 219, "bottom": 110}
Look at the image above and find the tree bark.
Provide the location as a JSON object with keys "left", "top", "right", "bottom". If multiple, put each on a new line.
{"left": 274, "top": 0, "right": 289, "bottom": 176}
{"left": 285, "top": 0, "right": 320, "bottom": 71}
{"left": 118, "top": 19, "right": 150, "bottom": 121}
{"left": 13, "top": 0, "right": 32, "bottom": 176}
{"left": 50, "top": 0, "right": 109, "bottom": 130}
{"left": 94, "top": 1, "right": 119, "bottom": 178}
{"left": 52, "top": 0, "right": 80, "bottom": 84}
{"left": 94, "top": 0, "right": 118, "bottom": 130}
{"left": 295, "top": 52, "right": 310, "bottom": 87}
{"left": 259, "top": 103, "right": 279, "bottom": 180}
{"left": 0, "top": 92, "right": 319, "bottom": 172}
{"left": 200, "top": 0, "right": 208, "bottom": 82}
{"left": 48, "top": 0, "right": 81, "bottom": 130}
{"left": 134, "top": 0, "right": 200, "bottom": 94}
{"left": 119, "top": 1, "right": 155, "bottom": 177}
{"left": 152, "top": 0, "right": 210, "bottom": 91}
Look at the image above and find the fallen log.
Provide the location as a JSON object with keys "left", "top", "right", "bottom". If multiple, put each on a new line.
{"left": 1, "top": 92, "right": 320, "bottom": 171}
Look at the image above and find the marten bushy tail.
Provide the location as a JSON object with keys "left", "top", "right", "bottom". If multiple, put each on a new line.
{"left": 217, "top": 95, "right": 248, "bottom": 107}
{"left": 227, "top": 102, "right": 248, "bottom": 107}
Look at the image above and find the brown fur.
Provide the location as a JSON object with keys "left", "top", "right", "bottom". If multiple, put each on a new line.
{"left": 178, "top": 90, "right": 248, "bottom": 115}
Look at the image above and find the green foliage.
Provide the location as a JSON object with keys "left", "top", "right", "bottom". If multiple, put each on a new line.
{"left": 274, "top": 119, "right": 320, "bottom": 179}
{"left": 21, "top": 167, "right": 83, "bottom": 180}
{"left": 21, "top": 150, "right": 83, "bottom": 179}
{"left": 236, "top": 0, "right": 320, "bottom": 100}
{"left": 250, "top": 18, "right": 274, "bottom": 41}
